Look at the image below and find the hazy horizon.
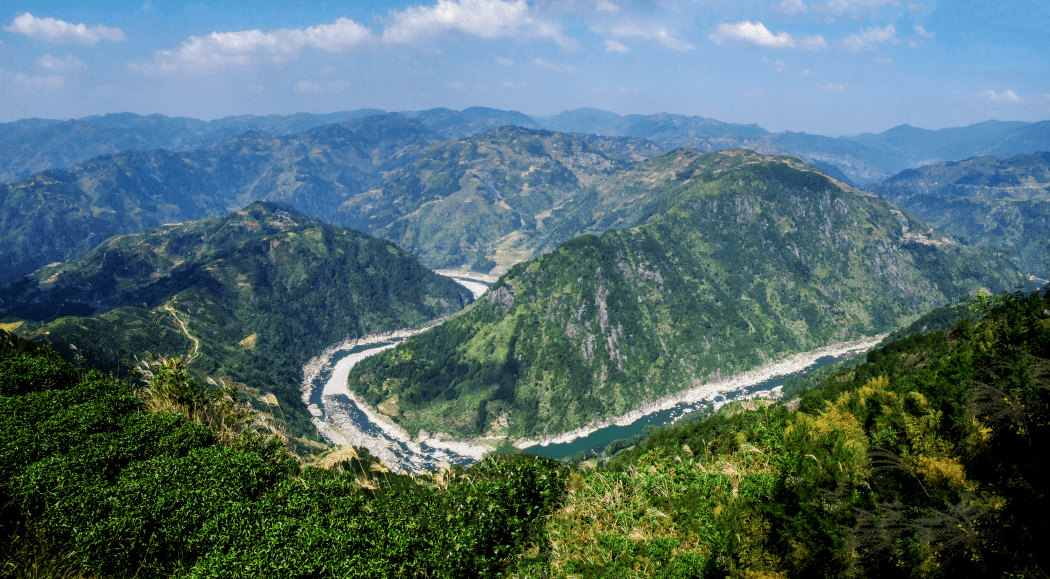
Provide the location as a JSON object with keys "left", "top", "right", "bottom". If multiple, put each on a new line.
{"left": 1, "top": 0, "right": 1047, "bottom": 135}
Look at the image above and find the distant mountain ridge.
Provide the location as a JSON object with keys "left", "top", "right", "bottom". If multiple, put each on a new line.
{"left": 3, "top": 107, "right": 1047, "bottom": 186}
{"left": 869, "top": 151, "right": 1050, "bottom": 280}
{"left": 2, "top": 108, "right": 1048, "bottom": 283}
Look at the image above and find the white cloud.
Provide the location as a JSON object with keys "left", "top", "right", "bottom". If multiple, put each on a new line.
{"left": 142, "top": 1, "right": 152, "bottom": 12}
{"left": 813, "top": 0, "right": 899, "bottom": 15}
{"left": 445, "top": 80, "right": 468, "bottom": 90}
{"left": 913, "top": 24, "right": 934, "bottom": 38}
{"left": 501, "top": 80, "right": 528, "bottom": 89}
{"left": 37, "top": 53, "right": 86, "bottom": 73}
{"left": 709, "top": 21, "right": 827, "bottom": 51}
{"left": 872, "top": 55, "right": 892, "bottom": 64}
{"left": 773, "top": 0, "right": 807, "bottom": 14}
{"left": 605, "top": 39, "right": 630, "bottom": 53}
{"left": 837, "top": 24, "right": 899, "bottom": 52}
{"left": 295, "top": 80, "right": 322, "bottom": 92}
{"left": 596, "top": 0, "right": 621, "bottom": 13}
{"left": 4, "top": 12, "right": 125, "bottom": 45}
{"left": 762, "top": 57, "right": 787, "bottom": 72}
{"left": 979, "top": 89, "right": 1021, "bottom": 104}
{"left": 131, "top": 18, "right": 374, "bottom": 74}
{"left": 383, "top": 0, "right": 576, "bottom": 50}
{"left": 908, "top": 2, "right": 924, "bottom": 11}
{"left": 908, "top": 38, "right": 923, "bottom": 49}
{"left": 533, "top": 58, "right": 578, "bottom": 74}
{"left": 496, "top": 56, "right": 515, "bottom": 66}
{"left": 2, "top": 68, "right": 64, "bottom": 88}
{"left": 611, "top": 24, "right": 696, "bottom": 51}
{"left": 801, "top": 68, "right": 815, "bottom": 75}
{"left": 818, "top": 81, "right": 845, "bottom": 91}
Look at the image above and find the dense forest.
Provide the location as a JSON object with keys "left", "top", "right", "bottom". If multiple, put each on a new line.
{"left": 3, "top": 285, "right": 1047, "bottom": 577}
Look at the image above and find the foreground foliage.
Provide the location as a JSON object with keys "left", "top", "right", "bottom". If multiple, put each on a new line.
{"left": 541, "top": 289, "right": 1050, "bottom": 577}
{"left": 3, "top": 286, "right": 1047, "bottom": 577}
{"left": 0, "top": 331, "right": 568, "bottom": 578}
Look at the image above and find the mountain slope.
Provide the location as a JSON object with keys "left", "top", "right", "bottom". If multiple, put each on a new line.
{"left": 870, "top": 152, "right": 1050, "bottom": 280}
{"left": 0, "top": 116, "right": 443, "bottom": 283}
{"left": 0, "top": 123, "right": 661, "bottom": 283}
{"left": 345, "top": 150, "right": 1029, "bottom": 439}
{"left": 0, "top": 202, "right": 474, "bottom": 436}
{"left": 341, "top": 126, "right": 662, "bottom": 271}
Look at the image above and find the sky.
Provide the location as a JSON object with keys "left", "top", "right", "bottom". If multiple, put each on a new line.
{"left": 0, "top": 0, "right": 1046, "bottom": 136}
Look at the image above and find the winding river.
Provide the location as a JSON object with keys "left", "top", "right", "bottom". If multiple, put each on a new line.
{"left": 301, "top": 272, "right": 883, "bottom": 474}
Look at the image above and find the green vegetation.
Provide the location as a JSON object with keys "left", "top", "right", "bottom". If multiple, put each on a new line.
{"left": 0, "top": 330, "right": 569, "bottom": 578}
{"left": 3, "top": 284, "right": 1047, "bottom": 578}
{"left": 539, "top": 288, "right": 1050, "bottom": 577}
{"left": 1, "top": 202, "right": 473, "bottom": 439}
{"left": 347, "top": 150, "right": 1030, "bottom": 439}
{"left": 0, "top": 120, "right": 661, "bottom": 284}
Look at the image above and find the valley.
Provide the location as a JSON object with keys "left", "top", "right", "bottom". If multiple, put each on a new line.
{"left": 1, "top": 104, "right": 1048, "bottom": 578}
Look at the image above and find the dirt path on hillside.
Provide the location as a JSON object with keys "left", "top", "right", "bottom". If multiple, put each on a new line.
{"left": 163, "top": 304, "right": 199, "bottom": 363}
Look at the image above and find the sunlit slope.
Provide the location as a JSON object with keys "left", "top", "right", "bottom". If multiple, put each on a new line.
{"left": 346, "top": 150, "right": 1029, "bottom": 438}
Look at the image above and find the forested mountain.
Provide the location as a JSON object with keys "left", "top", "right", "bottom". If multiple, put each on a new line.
{"left": 0, "top": 202, "right": 473, "bottom": 437}
{"left": 870, "top": 151, "right": 1050, "bottom": 280}
{"left": 345, "top": 150, "right": 1029, "bottom": 439}
{"left": 537, "top": 109, "right": 1050, "bottom": 185}
{"left": 540, "top": 108, "right": 769, "bottom": 151}
{"left": 3, "top": 278, "right": 1048, "bottom": 577}
{"left": 0, "top": 121, "right": 661, "bottom": 283}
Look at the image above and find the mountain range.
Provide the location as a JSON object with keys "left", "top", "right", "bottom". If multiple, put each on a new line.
{"left": 4, "top": 107, "right": 1048, "bottom": 185}
{"left": 870, "top": 151, "right": 1050, "bottom": 280}
{"left": 345, "top": 150, "right": 1029, "bottom": 439}
{"left": 0, "top": 119, "right": 661, "bottom": 283}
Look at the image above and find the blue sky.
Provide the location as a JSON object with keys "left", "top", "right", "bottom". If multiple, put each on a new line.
{"left": 0, "top": 0, "right": 1046, "bottom": 135}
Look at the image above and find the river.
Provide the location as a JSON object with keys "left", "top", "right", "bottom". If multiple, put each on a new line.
{"left": 301, "top": 273, "right": 882, "bottom": 473}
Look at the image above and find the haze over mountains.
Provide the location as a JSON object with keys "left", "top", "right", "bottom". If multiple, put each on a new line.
{"left": 3, "top": 107, "right": 1048, "bottom": 184}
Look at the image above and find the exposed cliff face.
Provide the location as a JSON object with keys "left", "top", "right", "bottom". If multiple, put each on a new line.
{"left": 346, "top": 150, "right": 1030, "bottom": 439}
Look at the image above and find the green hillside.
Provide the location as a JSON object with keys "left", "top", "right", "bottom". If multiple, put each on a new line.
{"left": 0, "top": 202, "right": 473, "bottom": 437}
{"left": 546, "top": 288, "right": 1050, "bottom": 577}
{"left": 346, "top": 150, "right": 1029, "bottom": 439}
{"left": 0, "top": 121, "right": 659, "bottom": 284}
